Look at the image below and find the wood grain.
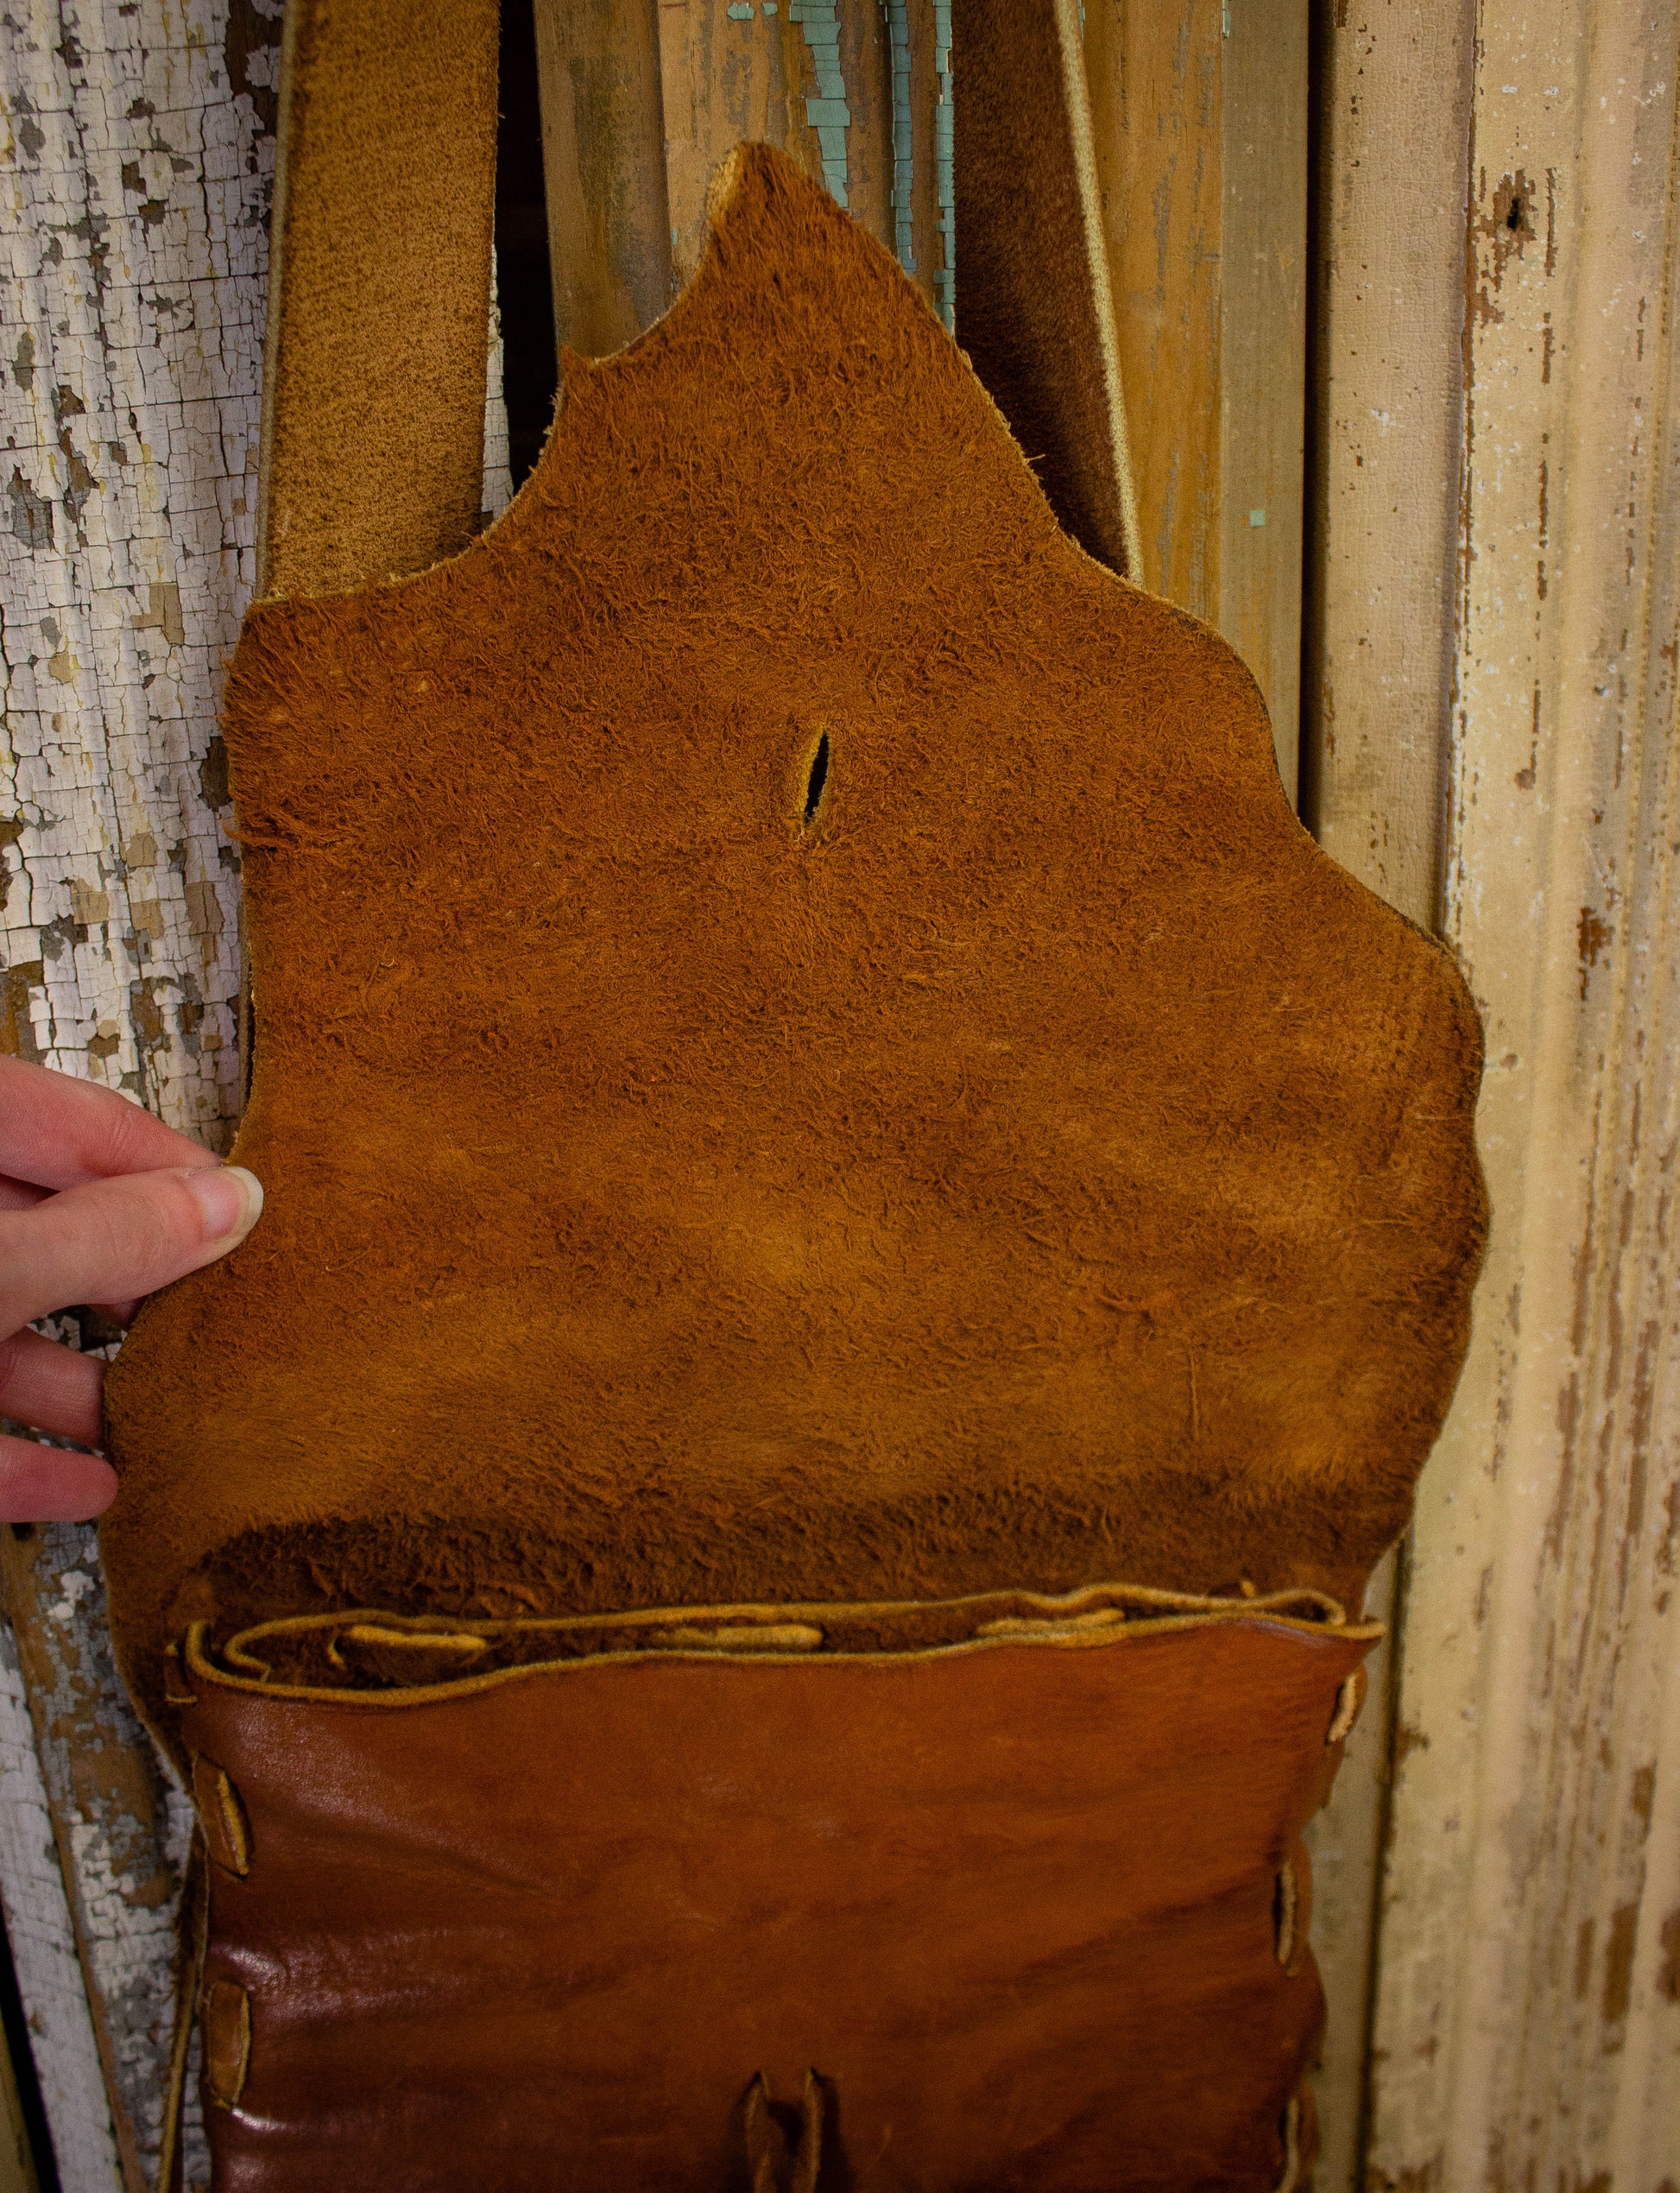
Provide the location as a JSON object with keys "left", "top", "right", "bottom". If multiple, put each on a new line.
{"left": 1085, "top": 0, "right": 1223, "bottom": 618}
{"left": 1300, "top": 9, "right": 1475, "bottom": 2177}
{"left": 1083, "top": 0, "right": 1307, "bottom": 796}
{"left": 533, "top": 0, "right": 674, "bottom": 357}
{"left": 1217, "top": 0, "right": 1308, "bottom": 799}
{"left": 1364, "top": 0, "right": 1680, "bottom": 2177}
{"left": 1304, "top": 0, "right": 1474, "bottom": 926}
{"left": 657, "top": 0, "right": 826, "bottom": 286}
{"left": 653, "top": 0, "right": 929, "bottom": 306}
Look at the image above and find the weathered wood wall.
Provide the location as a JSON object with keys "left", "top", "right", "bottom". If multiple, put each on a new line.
{"left": 4, "top": 3, "right": 1677, "bottom": 2190}
{"left": 1312, "top": 1, "right": 1680, "bottom": 2184}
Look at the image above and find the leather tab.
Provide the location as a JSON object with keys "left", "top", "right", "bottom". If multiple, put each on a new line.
{"left": 191, "top": 1754, "right": 251, "bottom": 1878}
{"left": 203, "top": 1978, "right": 252, "bottom": 2110}
{"left": 1273, "top": 1853, "right": 1309, "bottom": 1976}
{"left": 744, "top": 2069, "right": 824, "bottom": 2193}
{"left": 1328, "top": 1664, "right": 1367, "bottom": 1745}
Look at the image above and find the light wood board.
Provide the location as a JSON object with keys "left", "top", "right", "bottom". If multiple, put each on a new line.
{"left": 1357, "top": 0, "right": 1680, "bottom": 2178}
{"left": 1301, "top": 4, "right": 1478, "bottom": 2181}
{"left": 1084, "top": 0, "right": 1309, "bottom": 798}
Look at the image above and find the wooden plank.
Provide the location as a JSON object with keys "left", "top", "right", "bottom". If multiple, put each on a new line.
{"left": 533, "top": 0, "right": 674, "bottom": 358}
{"left": 1304, "top": 0, "right": 1474, "bottom": 927}
{"left": 1300, "top": 8, "right": 1475, "bottom": 2181}
{"left": 1361, "top": 0, "right": 1680, "bottom": 2178}
{"left": 1217, "top": 0, "right": 1308, "bottom": 799}
{"left": 898, "top": 0, "right": 953, "bottom": 321}
{"left": 1084, "top": 0, "right": 1223, "bottom": 618}
{"left": 657, "top": 0, "right": 828, "bottom": 286}
{"left": 654, "top": 0, "right": 920, "bottom": 301}
{"left": 1084, "top": 0, "right": 1308, "bottom": 795}
{"left": 832, "top": 0, "right": 895, "bottom": 259}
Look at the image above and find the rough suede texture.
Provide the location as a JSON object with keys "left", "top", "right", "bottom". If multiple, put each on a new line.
{"left": 261, "top": 0, "right": 498, "bottom": 599}
{"left": 104, "top": 147, "right": 1487, "bottom": 1739}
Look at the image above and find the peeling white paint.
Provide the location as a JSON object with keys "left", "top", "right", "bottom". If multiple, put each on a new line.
{"left": 0, "top": 1616, "right": 123, "bottom": 2193}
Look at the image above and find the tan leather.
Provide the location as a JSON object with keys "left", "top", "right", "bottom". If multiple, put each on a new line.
{"left": 104, "top": 148, "right": 1483, "bottom": 1742}
{"left": 258, "top": 0, "right": 499, "bottom": 597}
{"left": 179, "top": 1589, "right": 1378, "bottom": 2190}
{"left": 202, "top": 1978, "right": 252, "bottom": 2112}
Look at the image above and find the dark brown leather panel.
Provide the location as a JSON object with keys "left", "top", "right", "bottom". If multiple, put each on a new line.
{"left": 182, "top": 1608, "right": 1374, "bottom": 2191}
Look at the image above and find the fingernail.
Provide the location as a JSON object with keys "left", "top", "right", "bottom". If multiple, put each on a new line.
{"left": 184, "top": 1165, "right": 264, "bottom": 1245}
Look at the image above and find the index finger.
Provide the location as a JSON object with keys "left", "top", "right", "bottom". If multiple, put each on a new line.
{"left": 0, "top": 1057, "right": 218, "bottom": 1191}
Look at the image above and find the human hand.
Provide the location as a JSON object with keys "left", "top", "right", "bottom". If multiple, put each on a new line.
{"left": 0, "top": 1058, "right": 262, "bottom": 1522}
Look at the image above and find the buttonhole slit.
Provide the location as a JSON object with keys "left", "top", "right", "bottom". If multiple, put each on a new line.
{"left": 802, "top": 730, "right": 831, "bottom": 825}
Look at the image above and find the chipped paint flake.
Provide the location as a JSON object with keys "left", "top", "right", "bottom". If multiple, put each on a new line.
{"left": 883, "top": 0, "right": 914, "bottom": 273}
{"left": 791, "top": 0, "right": 850, "bottom": 209}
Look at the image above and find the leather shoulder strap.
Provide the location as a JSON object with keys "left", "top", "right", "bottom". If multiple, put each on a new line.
{"left": 256, "top": 0, "right": 1139, "bottom": 597}
{"left": 257, "top": 0, "right": 500, "bottom": 600}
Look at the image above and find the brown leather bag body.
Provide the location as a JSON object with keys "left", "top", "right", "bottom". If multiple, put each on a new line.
{"left": 104, "top": 7, "right": 1485, "bottom": 2184}
{"left": 180, "top": 1593, "right": 1374, "bottom": 2192}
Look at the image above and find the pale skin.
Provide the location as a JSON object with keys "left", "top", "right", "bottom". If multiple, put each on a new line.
{"left": 0, "top": 1057, "right": 262, "bottom": 1522}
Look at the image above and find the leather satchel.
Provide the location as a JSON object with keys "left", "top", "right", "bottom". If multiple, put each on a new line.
{"left": 104, "top": 4, "right": 1486, "bottom": 2184}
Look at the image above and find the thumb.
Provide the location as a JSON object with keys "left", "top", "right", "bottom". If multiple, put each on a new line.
{"left": 0, "top": 1166, "right": 262, "bottom": 1335}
